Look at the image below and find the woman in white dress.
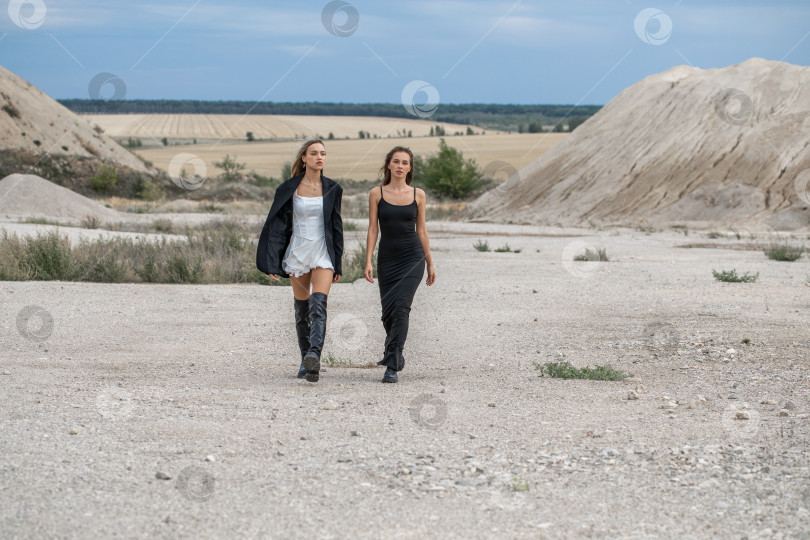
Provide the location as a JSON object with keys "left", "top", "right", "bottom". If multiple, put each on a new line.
{"left": 257, "top": 139, "right": 344, "bottom": 382}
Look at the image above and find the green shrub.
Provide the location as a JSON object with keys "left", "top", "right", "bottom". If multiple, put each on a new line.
{"left": 712, "top": 269, "right": 758, "bottom": 283}
{"left": 89, "top": 165, "right": 119, "bottom": 194}
{"left": 763, "top": 241, "right": 804, "bottom": 261}
{"left": 416, "top": 139, "right": 482, "bottom": 199}
{"left": 473, "top": 239, "right": 490, "bottom": 252}
{"left": 534, "top": 361, "right": 630, "bottom": 381}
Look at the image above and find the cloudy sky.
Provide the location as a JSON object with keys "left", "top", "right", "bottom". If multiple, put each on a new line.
{"left": 1, "top": 0, "right": 808, "bottom": 105}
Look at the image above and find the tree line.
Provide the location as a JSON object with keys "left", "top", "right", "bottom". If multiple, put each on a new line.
{"left": 58, "top": 99, "right": 601, "bottom": 132}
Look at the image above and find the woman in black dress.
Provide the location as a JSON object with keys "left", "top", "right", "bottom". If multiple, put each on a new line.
{"left": 364, "top": 147, "right": 436, "bottom": 383}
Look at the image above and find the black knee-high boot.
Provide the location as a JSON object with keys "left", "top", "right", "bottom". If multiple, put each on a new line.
{"left": 303, "top": 292, "right": 328, "bottom": 383}
{"left": 294, "top": 298, "right": 310, "bottom": 379}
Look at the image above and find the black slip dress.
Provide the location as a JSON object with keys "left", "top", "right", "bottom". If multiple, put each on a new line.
{"left": 376, "top": 185, "right": 425, "bottom": 371}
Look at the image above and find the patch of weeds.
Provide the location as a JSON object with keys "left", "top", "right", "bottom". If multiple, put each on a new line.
{"left": 707, "top": 231, "right": 725, "bottom": 239}
{"left": 473, "top": 239, "right": 490, "bottom": 252}
{"left": 494, "top": 243, "right": 518, "bottom": 253}
{"left": 533, "top": 361, "right": 630, "bottom": 381}
{"left": 343, "top": 221, "right": 359, "bottom": 232}
{"left": 763, "top": 241, "right": 804, "bottom": 262}
{"left": 637, "top": 225, "right": 656, "bottom": 234}
{"left": 323, "top": 352, "right": 352, "bottom": 368}
{"left": 152, "top": 219, "right": 173, "bottom": 233}
{"left": 574, "top": 248, "right": 609, "bottom": 262}
{"left": 741, "top": 338, "right": 751, "bottom": 345}
{"left": 511, "top": 477, "right": 530, "bottom": 492}
{"left": 80, "top": 215, "right": 101, "bottom": 229}
{"left": 712, "top": 269, "right": 758, "bottom": 283}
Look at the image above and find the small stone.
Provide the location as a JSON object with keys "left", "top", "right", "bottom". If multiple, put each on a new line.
{"left": 761, "top": 399, "right": 777, "bottom": 405}
{"left": 785, "top": 401, "right": 796, "bottom": 410}
{"left": 726, "top": 348, "right": 736, "bottom": 355}
{"left": 1, "top": 371, "right": 10, "bottom": 375}
{"left": 323, "top": 400, "right": 338, "bottom": 410}
{"left": 735, "top": 411, "right": 750, "bottom": 420}
{"left": 155, "top": 472, "right": 171, "bottom": 480}
{"left": 205, "top": 455, "right": 216, "bottom": 462}
{"left": 69, "top": 427, "right": 78, "bottom": 435}
{"left": 350, "top": 430, "right": 360, "bottom": 437}
{"left": 777, "top": 410, "right": 789, "bottom": 417}
{"left": 439, "top": 388, "right": 446, "bottom": 394}
{"left": 627, "top": 391, "right": 639, "bottom": 400}
{"left": 488, "top": 403, "right": 496, "bottom": 407}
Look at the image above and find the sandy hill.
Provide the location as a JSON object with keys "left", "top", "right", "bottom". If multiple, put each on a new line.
{"left": 0, "top": 65, "right": 147, "bottom": 172}
{"left": 468, "top": 58, "right": 810, "bottom": 230}
{"left": 0, "top": 173, "right": 122, "bottom": 222}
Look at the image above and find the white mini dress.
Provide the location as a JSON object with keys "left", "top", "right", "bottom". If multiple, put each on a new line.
{"left": 282, "top": 193, "right": 334, "bottom": 277}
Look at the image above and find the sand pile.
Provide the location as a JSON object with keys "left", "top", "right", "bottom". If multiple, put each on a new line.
{"left": 0, "top": 64, "right": 147, "bottom": 172}
{"left": 468, "top": 58, "right": 810, "bottom": 230}
{"left": 0, "top": 173, "right": 122, "bottom": 222}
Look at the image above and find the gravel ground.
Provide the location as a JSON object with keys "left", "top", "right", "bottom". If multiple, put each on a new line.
{"left": 1, "top": 225, "right": 809, "bottom": 539}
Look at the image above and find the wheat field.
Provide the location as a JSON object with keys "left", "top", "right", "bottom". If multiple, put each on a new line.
{"left": 86, "top": 114, "right": 486, "bottom": 141}
{"left": 131, "top": 132, "right": 567, "bottom": 181}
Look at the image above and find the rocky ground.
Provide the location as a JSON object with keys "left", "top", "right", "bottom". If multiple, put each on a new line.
{"left": 1, "top": 224, "right": 809, "bottom": 539}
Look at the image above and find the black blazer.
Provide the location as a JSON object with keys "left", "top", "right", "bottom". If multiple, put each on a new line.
{"left": 256, "top": 174, "right": 343, "bottom": 278}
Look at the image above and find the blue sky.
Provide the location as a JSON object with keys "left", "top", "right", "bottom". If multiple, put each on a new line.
{"left": 1, "top": 0, "right": 808, "bottom": 105}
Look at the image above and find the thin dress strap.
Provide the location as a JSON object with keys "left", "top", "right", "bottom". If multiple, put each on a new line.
{"left": 379, "top": 185, "right": 384, "bottom": 201}
{"left": 413, "top": 187, "right": 416, "bottom": 202}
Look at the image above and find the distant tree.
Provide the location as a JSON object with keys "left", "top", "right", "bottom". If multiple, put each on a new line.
{"left": 429, "top": 127, "right": 434, "bottom": 137}
{"left": 528, "top": 121, "right": 544, "bottom": 133}
{"left": 466, "top": 126, "right": 474, "bottom": 135}
{"left": 359, "top": 131, "right": 366, "bottom": 139}
{"left": 328, "top": 132, "right": 335, "bottom": 140}
{"left": 407, "top": 130, "right": 412, "bottom": 138}
{"left": 419, "top": 139, "right": 482, "bottom": 199}
{"left": 246, "top": 131, "right": 255, "bottom": 142}
{"left": 568, "top": 116, "right": 588, "bottom": 131}
{"left": 553, "top": 122, "right": 565, "bottom": 133}
{"left": 517, "top": 124, "right": 524, "bottom": 133}
{"left": 214, "top": 154, "right": 246, "bottom": 182}
{"left": 434, "top": 125, "right": 446, "bottom": 136}
{"left": 161, "top": 137, "right": 168, "bottom": 146}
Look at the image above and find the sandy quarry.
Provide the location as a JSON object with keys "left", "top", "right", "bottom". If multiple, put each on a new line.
{"left": 1, "top": 216, "right": 809, "bottom": 538}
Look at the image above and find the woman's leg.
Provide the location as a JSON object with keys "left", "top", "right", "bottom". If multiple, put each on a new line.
{"left": 289, "top": 273, "right": 312, "bottom": 378}
{"left": 302, "top": 268, "right": 334, "bottom": 382}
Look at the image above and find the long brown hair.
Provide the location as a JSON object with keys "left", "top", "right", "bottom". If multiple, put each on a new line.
{"left": 379, "top": 146, "right": 414, "bottom": 186}
{"left": 291, "top": 138, "right": 325, "bottom": 178}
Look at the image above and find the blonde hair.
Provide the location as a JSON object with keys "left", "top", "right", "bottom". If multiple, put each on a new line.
{"left": 291, "top": 138, "right": 325, "bottom": 178}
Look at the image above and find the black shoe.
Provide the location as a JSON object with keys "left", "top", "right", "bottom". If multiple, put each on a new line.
{"left": 303, "top": 353, "right": 320, "bottom": 382}
{"left": 304, "top": 292, "right": 328, "bottom": 383}
{"left": 294, "top": 298, "right": 310, "bottom": 379}
{"left": 382, "top": 367, "right": 398, "bottom": 383}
